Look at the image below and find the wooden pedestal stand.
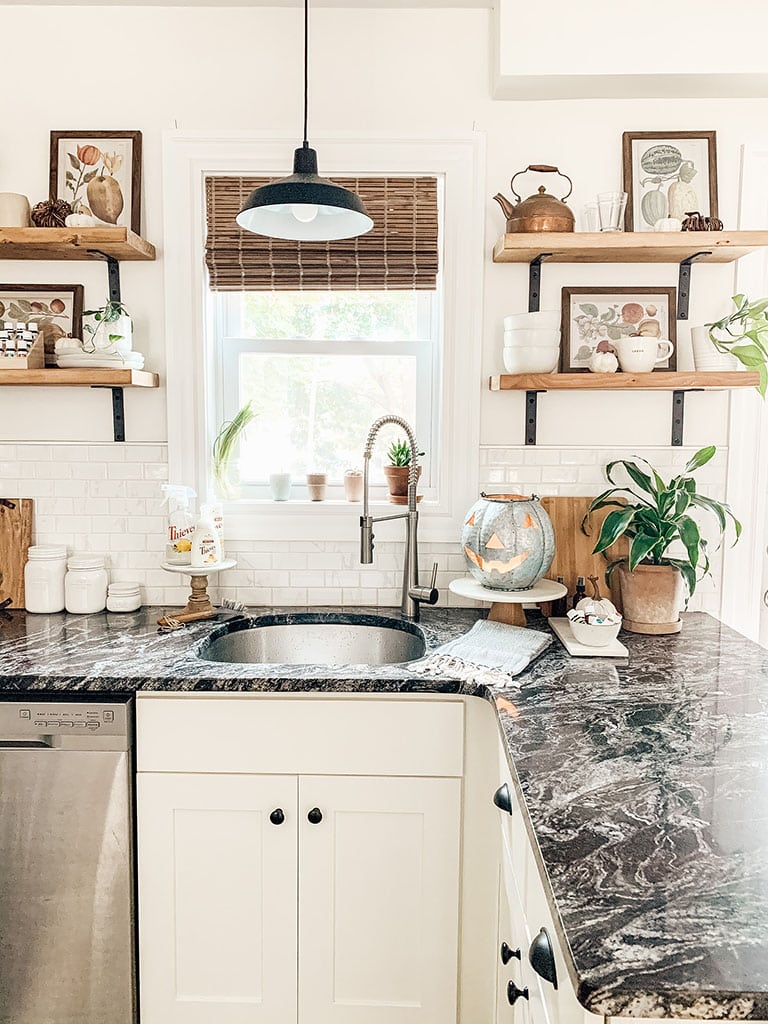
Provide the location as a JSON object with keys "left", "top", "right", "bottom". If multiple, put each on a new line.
{"left": 448, "top": 577, "right": 567, "bottom": 627}
{"left": 158, "top": 560, "right": 236, "bottom": 628}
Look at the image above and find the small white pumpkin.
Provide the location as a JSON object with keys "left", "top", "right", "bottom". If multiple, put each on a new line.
{"left": 576, "top": 575, "right": 618, "bottom": 617}
{"left": 588, "top": 350, "right": 618, "bottom": 373}
{"left": 65, "top": 213, "right": 99, "bottom": 227}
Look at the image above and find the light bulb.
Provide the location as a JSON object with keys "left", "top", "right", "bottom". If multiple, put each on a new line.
{"left": 291, "top": 203, "right": 319, "bottom": 223}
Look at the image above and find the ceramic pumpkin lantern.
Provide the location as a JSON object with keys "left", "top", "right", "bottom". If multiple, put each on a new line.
{"left": 461, "top": 493, "right": 555, "bottom": 591}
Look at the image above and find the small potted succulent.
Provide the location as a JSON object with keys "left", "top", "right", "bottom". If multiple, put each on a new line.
{"left": 691, "top": 293, "right": 768, "bottom": 395}
{"left": 383, "top": 438, "right": 424, "bottom": 504}
{"left": 583, "top": 446, "right": 740, "bottom": 635}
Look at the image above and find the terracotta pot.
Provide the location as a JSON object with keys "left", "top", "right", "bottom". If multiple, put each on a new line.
{"left": 616, "top": 563, "right": 685, "bottom": 634}
{"left": 383, "top": 465, "right": 422, "bottom": 504}
{"left": 306, "top": 473, "right": 327, "bottom": 502}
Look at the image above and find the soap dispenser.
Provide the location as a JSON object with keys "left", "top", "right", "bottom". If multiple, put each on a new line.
{"left": 190, "top": 515, "right": 222, "bottom": 568}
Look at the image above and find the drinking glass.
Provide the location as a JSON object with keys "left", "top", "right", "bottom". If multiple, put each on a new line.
{"left": 597, "top": 191, "right": 628, "bottom": 232}
{"left": 582, "top": 202, "right": 599, "bottom": 232}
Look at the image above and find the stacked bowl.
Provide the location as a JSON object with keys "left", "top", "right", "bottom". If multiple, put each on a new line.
{"left": 503, "top": 310, "right": 561, "bottom": 373}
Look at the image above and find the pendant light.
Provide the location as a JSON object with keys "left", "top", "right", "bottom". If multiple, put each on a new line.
{"left": 236, "top": 0, "right": 373, "bottom": 242}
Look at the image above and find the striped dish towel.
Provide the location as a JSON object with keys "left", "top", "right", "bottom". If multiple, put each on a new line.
{"left": 412, "top": 619, "right": 551, "bottom": 688}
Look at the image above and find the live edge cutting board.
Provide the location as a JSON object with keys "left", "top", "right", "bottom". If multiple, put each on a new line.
{"left": 0, "top": 499, "right": 33, "bottom": 609}
{"left": 540, "top": 496, "right": 628, "bottom": 611}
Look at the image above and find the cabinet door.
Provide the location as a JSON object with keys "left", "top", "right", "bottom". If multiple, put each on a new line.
{"left": 138, "top": 773, "right": 298, "bottom": 1024}
{"left": 298, "top": 775, "right": 461, "bottom": 1024}
{"left": 496, "top": 835, "right": 533, "bottom": 1024}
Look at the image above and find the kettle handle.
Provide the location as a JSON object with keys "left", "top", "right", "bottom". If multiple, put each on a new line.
{"left": 510, "top": 165, "right": 573, "bottom": 203}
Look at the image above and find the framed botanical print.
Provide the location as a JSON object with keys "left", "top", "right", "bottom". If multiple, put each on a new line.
{"left": 561, "top": 287, "right": 677, "bottom": 372}
{"left": 622, "top": 131, "right": 718, "bottom": 231}
{"left": 0, "top": 284, "right": 84, "bottom": 366}
{"left": 50, "top": 130, "right": 142, "bottom": 234}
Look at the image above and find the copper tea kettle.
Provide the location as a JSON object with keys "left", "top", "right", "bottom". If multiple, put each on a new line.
{"left": 494, "top": 165, "right": 575, "bottom": 233}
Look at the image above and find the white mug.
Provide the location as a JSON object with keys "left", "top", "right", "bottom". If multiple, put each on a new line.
{"left": 616, "top": 336, "right": 674, "bottom": 373}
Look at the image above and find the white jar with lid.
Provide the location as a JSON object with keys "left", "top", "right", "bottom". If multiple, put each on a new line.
{"left": 24, "top": 545, "right": 68, "bottom": 613}
{"left": 107, "top": 582, "right": 142, "bottom": 613}
{"left": 65, "top": 555, "right": 109, "bottom": 614}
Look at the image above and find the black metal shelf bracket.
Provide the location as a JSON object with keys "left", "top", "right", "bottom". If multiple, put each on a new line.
{"left": 525, "top": 390, "right": 546, "bottom": 445}
{"left": 670, "top": 388, "right": 704, "bottom": 446}
{"left": 528, "top": 254, "right": 552, "bottom": 313}
{"left": 677, "top": 251, "right": 712, "bottom": 320}
{"left": 86, "top": 250, "right": 122, "bottom": 304}
{"left": 90, "top": 385, "right": 126, "bottom": 442}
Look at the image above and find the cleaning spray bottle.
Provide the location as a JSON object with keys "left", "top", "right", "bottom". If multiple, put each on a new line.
{"left": 191, "top": 511, "right": 223, "bottom": 568}
{"left": 161, "top": 484, "right": 197, "bottom": 565}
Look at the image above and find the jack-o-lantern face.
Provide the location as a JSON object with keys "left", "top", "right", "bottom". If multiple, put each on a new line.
{"left": 461, "top": 495, "right": 555, "bottom": 591}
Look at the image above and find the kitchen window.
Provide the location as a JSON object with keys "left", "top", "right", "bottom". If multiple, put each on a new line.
{"left": 204, "top": 173, "right": 442, "bottom": 501}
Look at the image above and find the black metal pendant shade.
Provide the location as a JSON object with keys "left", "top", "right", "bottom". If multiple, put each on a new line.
{"left": 236, "top": 0, "right": 373, "bottom": 242}
{"left": 236, "top": 144, "right": 373, "bottom": 241}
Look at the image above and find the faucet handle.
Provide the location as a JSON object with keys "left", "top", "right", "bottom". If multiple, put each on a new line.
{"left": 429, "top": 562, "right": 438, "bottom": 590}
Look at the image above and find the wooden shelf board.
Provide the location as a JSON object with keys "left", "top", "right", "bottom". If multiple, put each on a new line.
{"left": 0, "top": 368, "right": 159, "bottom": 388}
{"left": 489, "top": 371, "right": 759, "bottom": 392}
{"left": 492, "top": 231, "right": 768, "bottom": 264}
{"left": 0, "top": 227, "right": 156, "bottom": 261}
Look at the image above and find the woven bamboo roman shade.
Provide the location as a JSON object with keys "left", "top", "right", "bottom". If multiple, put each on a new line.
{"left": 205, "top": 175, "right": 439, "bottom": 291}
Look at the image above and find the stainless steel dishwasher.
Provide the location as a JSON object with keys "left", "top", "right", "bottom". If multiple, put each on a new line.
{"left": 0, "top": 699, "right": 135, "bottom": 1024}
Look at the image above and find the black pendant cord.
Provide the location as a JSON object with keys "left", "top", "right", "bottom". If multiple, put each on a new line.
{"left": 302, "top": 0, "right": 309, "bottom": 147}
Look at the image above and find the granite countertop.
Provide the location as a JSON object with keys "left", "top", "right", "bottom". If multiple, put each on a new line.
{"left": 1, "top": 606, "right": 767, "bottom": 1019}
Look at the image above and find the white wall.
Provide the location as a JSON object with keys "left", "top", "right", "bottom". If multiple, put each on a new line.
{"left": 0, "top": 4, "right": 765, "bottom": 612}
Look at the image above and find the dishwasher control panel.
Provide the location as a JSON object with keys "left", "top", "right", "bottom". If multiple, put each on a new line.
{"left": 0, "top": 702, "right": 128, "bottom": 739}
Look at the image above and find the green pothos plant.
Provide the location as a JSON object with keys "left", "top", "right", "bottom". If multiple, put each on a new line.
{"left": 582, "top": 446, "right": 741, "bottom": 599}
{"left": 707, "top": 293, "right": 768, "bottom": 397}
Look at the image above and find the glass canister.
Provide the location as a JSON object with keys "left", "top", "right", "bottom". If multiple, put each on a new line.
{"left": 65, "top": 555, "right": 109, "bottom": 614}
{"left": 24, "top": 545, "right": 68, "bottom": 613}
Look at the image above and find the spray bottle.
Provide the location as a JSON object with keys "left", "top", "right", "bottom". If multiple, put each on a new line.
{"left": 161, "top": 484, "right": 197, "bottom": 565}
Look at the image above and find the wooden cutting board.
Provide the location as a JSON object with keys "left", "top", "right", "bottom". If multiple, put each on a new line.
{"left": 540, "top": 496, "right": 628, "bottom": 610}
{"left": 0, "top": 499, "right": 33, "bottom": 609}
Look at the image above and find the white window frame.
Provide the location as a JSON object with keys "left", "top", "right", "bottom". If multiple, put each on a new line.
{"left": 162, "top": 131, "right": 485, "bottom": 543}
{"left": 212, "top": 287, "right": 442, "bottom": 502}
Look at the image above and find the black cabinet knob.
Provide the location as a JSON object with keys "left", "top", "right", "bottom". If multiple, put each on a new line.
{"left": 493, "top": 783, "right": 513, "bottom": 815}
{"left": 501, "top": 941, "right": 521, "bottom": 965}
{"left": 529, "top": 927, "right": 558, "bottom": 989}
{"left": 269, "top": 808, "right": 285, "bottom": 825}
{"left": 507, "top": 981, "right": 529, "bottom": 1005}
{"left": 307, "top": 807, "right": 323, "bottom": 824}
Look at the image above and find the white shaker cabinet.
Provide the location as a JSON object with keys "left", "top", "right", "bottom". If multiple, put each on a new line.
{"left": 298, "top": 774, "right": 461, "bottom": 1024}
{"left": 137, "top": 772, "right": 299, "bottom": 1024}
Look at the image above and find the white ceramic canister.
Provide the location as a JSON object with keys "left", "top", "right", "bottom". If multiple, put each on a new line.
{"left": 691, "top": 326, "right": 740, "bottom": 371}
{"left": 65, "top": 555, "right": 109, "bottom": 614}
{"left": 24, "top": 545, "right": 68, "bottom": 613}
{"left": 106, "top": 582, "right": 142, "bottom": 613}
{"left": 0, "top": 192, "right": 31, "bottom": 227}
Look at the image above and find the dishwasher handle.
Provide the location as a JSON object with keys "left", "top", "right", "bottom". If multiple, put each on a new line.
{"left": 0, "top": 739, "right": 52, "bottom": 748}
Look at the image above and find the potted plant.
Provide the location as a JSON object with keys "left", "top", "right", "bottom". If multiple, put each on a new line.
{"left": 691, "top": 293, "right": 768, "bottom": 396}
{"left": 212, "top": 401, "right": 255, "bottom": 499}
{"left": 383, "top": 438, "right": 424, "bottom": 505}
{"left": 583, "top": 446, "right": 741, "bottom": 635}
{"left": 83, "top": 300, "right": 133, "bottom": 356}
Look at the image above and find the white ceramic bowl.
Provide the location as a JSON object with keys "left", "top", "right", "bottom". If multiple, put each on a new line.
{"left": 503, "top": 310, "right": 561, "bottom": 331}
{"left": 503, "top": 347, "right": 560, "bottom": 373}
{"left": 569, "top": 618, "right": 622, "bottom": 647}
{"left": 503, "top": 328, "right": 561, "bottom": 348}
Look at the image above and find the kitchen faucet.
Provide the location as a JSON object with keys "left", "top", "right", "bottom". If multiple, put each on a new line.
{"left": 360, "top": 415, "right": 439, "bottom": 621}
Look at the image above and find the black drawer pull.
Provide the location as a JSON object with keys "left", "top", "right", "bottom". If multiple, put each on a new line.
{"left": 507, "top": 981, "right": 529, "bottom": 1005}
{"left": 493, "top": 783, "right": 513, "bottom": 815}
{"left": 307, "top": 807, "right": 323, "bottom": 824}
{"left": 269, "top": 808, "right": 285, "bottom": 825}
{"left": 529, "top": 927, "right": 558, "bottom": 988}
{"left": 501, "top": 941, "right": 521, "bottom": 965}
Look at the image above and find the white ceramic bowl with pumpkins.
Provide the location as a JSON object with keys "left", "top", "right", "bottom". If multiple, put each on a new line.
{"left": 567, "top": 578, "right": 622, "bottom": 647}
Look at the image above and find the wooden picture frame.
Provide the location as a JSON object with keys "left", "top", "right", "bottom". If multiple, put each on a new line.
{"left": 0, "top": 283, "right": 84, "bottom": 366}
{"left": 622, "top": 131, "right": 718, "bottom": 232}
{"left": 561, "top": 286, "right": 677, "bottom": 372}
{"left": 50, "top": 130, "right": 143, "bottom": 235}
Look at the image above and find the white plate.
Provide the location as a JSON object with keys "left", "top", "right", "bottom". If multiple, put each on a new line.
{"left": 548, "top": 617, "right": 628, "bottom": 658}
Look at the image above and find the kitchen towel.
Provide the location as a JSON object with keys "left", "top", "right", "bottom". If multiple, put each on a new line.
{"left": 412, "top": 619, "right": 551, "bottom": 689}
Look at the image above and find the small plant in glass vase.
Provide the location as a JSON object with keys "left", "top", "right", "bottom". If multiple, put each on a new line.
{"left": 83, "top": 300, "right": 132, "bottom": 358}
{"left": 699, "top": 293, "right": 768, "bottom": 396}
{"left": 212, "top": 401, "right": 256, "bottom": 500}
{"left": 384, "top": 438, "right": 425, "bottom": 505}
{"left": 583, "top": 446, "right": 741, "bottom": 635}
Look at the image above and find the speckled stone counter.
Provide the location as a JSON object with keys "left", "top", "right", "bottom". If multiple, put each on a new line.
{"left": 0, "top": 606, "right": 767, "bottom": 1020}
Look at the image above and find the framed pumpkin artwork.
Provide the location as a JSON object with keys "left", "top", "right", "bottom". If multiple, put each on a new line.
{"left": 49, "top": 130, "right": 143, "bottom": 234}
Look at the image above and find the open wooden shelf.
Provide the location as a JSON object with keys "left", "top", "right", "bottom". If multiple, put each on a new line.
{"left": 490, "top": 371, "right": 759, "bottom": 392}
{"left": 0, "top": 227, "right": 156, "bottom": 262}
{"left": 492, "top": 231, "right": 768, "bottom": 264}
{"left": 0, "top": 368, "right": 159, "bottom": 388}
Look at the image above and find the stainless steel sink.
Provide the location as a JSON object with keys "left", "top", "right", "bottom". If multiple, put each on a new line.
{"left": 199, "top": 613, "right": 426, "bottom": 666}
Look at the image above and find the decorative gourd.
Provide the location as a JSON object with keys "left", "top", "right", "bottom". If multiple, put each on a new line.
{"left": 65, "top": 212, "right": 99, "bottom": 227}
{"left": 576, "top": 575, "right": 617, "bottom": 617}
{"left": 641, "top": 187, "right": 668, "bottom": 229}
{"left": 588, "top": 351, "right": 618, "bottom": 373}
{"left": 461, "top": 493, "right": 555, "bottom": 591}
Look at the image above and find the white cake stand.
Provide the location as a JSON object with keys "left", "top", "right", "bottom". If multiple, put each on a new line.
{"left": 449, "top": 577, "right": 567, "bottom": 628}
{"left": 159, "top": 559, "right": 237, "bottom": 627}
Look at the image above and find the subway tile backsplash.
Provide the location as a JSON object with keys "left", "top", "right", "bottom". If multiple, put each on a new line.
{"left": 0, "top": 443, "right": 726, "bottom": 615}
